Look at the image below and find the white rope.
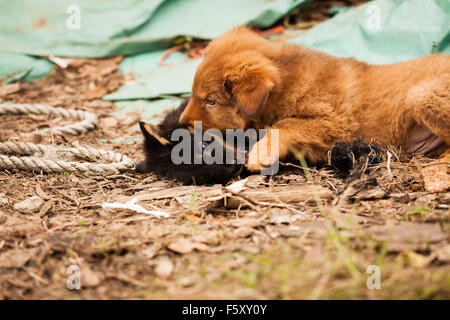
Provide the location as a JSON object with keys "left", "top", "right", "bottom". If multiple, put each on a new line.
{"left": 0, "top": 103, "right": 97, "bottom": 136}
{"left": 0, "top": 103, "right": 135, "bottom": 175}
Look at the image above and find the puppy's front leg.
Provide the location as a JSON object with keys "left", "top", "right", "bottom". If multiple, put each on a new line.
{"left": 247, "top": 117, "right": 344, "bottom": 172}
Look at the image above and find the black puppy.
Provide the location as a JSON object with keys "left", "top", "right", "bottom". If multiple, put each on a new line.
{"left": 136, "top": 98, "right": 244, "bottom": 184}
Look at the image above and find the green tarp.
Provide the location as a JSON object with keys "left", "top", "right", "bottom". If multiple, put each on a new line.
{"left": 0, "top": 0, "right": 308, "bottom": 81}
{"left": 0, "top": 51, "right": 54, "bottom": 82}
{"left": 114, "top": 97, "right": 183, "bottom": 127}
{"left": 290, "top": 0, "right": 450, "bottom": 64}
{"left": 104, "top": 50, "right": 201, "bottom": 101}
{"left": 0, "top": 0, "right": 308, "bottom": 58}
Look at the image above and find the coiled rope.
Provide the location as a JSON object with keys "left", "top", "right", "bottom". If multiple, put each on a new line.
{"left": 0, "top": 103, "right": 97, "bottom": 136}
{"left": 0, "top": 103, "right": 134, "bottom": 175}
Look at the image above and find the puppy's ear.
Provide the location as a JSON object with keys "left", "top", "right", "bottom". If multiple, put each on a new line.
{"left": 226, "top": 77, "right": 272, "bottom": 120}
{"left": 139, "top": 121, "right": 170, "bottom": 146}
{"left": 224, "top": 55, "right": 278, "bottom": 120}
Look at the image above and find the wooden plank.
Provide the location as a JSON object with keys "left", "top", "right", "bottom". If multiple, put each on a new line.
{"left": 135, "top": 183, "right": 333, "bottom": 210}
{"left": 225, "top": 185, "right": 333, "bottom": 209}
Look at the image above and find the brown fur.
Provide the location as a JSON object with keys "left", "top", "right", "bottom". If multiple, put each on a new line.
{"left": 179, "top": 27, "right": 450, "bottom": 171}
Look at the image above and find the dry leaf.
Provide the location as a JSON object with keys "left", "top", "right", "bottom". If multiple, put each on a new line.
{"left": 85, "top": 86, "right": 108, "bottom": 100}
{"left": 434, "top": 245, "right": 450, "bottom": 263}
{"left": 101, "top": 116, "right": 118, "bottom": 129}
{"left": 154, "top": 257, "right": 174, "bottom": 279}
{"left": 0, "top": 248, "right": 39, "bottom": 268}
{"left": 36, "top": 184, "right": 50, "bottom": 201}
{"left": 178, "top": 275, "right": 198, "bottom": 287}
{"left": 168, "top": 240, "right": 195, "bottom": 254}
{"left": 31, "top": 133, "right": 43, "bottom": 144}
{"left": 14, "top": 196, "right": 44, "bottom": 214}
{"left": 39, "top": 199, "right": 53, "bottom": 216}
{"left": 63, "top": 57, "right": 91, "bottom": 68}
{"left": 96, "top": 56, "right": 123, "bottom": 77}
{"left": 81, "top": 266, "right": 102, "bottom": 287}
{"left": 421, "top": 163, "right": 450, "bottom": 193}
{"left": 168, "top": 240, "right": 209, "bottom": 254}
{"left": 0, "top": 193, "right": 8, "bottom": 206}
{"left": 185, "top": 214, "right": 201, "bottom": 222}
{"left": 118, "top": 113, "right": 140, "bottom": 127}
{"left": 79, "top": 56, "right": 123, "bottom": 78}
{"left": 0, "top": 83, "right": 20, "bottom": 97}
{"left": 141, "top": 246, "right": 157, "bottom": 259}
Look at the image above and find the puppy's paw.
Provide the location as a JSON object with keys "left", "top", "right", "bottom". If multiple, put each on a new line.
{"left": 247, "top": 135, "right": 281, "bottom": 172}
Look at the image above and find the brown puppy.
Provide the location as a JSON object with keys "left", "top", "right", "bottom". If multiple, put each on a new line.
{"left": 179, "top": 27, "right": 450, "bottom": 171}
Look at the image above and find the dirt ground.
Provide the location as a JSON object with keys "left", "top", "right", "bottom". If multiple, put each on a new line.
{"left": 0, "top": 0, "right": 449, "bottom": 300}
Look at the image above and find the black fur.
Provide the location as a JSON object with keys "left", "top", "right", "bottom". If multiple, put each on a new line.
{"left": 136, "top": 98, "right": 244, "bottom": 185}
{"left": 327, "top": 140, "right": 382, "bottom": 180}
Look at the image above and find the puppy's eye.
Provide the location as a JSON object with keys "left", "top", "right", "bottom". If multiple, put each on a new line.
{"left": 205, "top": 99, "right": 216, "bottom": 108}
